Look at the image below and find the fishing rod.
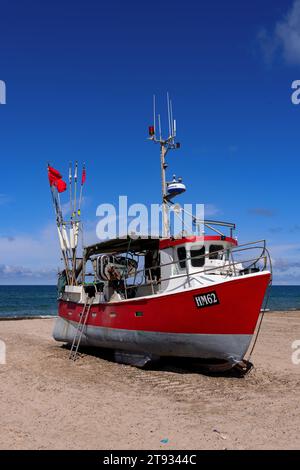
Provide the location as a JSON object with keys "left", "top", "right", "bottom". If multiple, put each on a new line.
{"left": 78, "top": 163, "right": 86, "bottom": 217}
{"left": 48, "top": 167, "right": 71, "bottom": 285}
{"left": 48, "top": 162, "right": 86, "bottom": 286}
{"left": 71, "top": 161, "right": 80, "bottom": 285}
{"left": 73, "top": 161, "right": 78, "bottom": 219}
{"left": 69, "top": 161, "right": 73, "bottom": 221}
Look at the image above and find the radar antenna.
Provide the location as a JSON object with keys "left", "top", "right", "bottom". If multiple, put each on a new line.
{"left": 148, "top": 93, "right": 183, "bottom": 238}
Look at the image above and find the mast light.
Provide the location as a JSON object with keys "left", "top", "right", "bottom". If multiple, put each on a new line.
{"left": 149, "top": 125, "right": 155, "bottom": 136}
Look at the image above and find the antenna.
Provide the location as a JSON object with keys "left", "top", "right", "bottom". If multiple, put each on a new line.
{"left": 148, "top": 93, "right": 179, "bottom": 145}
{"left": 170, "top": 98, "right": 174, "bottom": 140}
{"left": 158, "top": 114, "right": 162, "bottom": 141}
{"left": 147, "top": 93, "right": 182, "bottom": 238}
{"left": 167, "top": 92, "right": 171, "bottom": 138}
{"left": 153, "top": 94, "right": 156, "bottom": 136}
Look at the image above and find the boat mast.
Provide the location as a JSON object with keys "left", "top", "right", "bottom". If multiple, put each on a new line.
{"left": 149, "top": 93, "right": 180, "bottom": 238}
{"left": 160, "top": 143, "right": 169, "bottom": 237}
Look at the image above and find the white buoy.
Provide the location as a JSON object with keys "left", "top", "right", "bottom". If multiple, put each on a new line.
{"left": 62, "top": 224, "right": 70, "bottom": 250}
{"left": 70, "top": 222, "right": 80, "bottom": 249}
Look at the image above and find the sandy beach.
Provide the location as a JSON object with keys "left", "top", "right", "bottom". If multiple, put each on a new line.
{"left": 0, "top": 312, "right": 300, "bottom": 450}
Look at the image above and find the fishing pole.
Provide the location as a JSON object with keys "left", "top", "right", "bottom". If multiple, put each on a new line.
{"left": 48, "top": 171, "right": 71, "bottom": 285}
{"left": 78, "top": 163, "right": 86, "bottom": 218}
{"left": 73, "top": 161, "right": 78, "bottom": 219}
{"left": 70, "top": 162, "right": 79, "bottom": 285}
{"left": 69, "top": 161, "right": 73, "bottom": 221}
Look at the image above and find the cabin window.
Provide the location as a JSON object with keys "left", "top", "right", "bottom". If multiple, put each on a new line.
{"left": 191, "top": 246, "right": 205, "bottom": 267}
{"left": 209, "top": 244, "right": 224, "bottom": 260}
{"left": 177, "top": 247, "right": 186, "bottom": 269}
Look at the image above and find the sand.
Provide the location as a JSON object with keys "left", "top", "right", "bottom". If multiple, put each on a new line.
{"left": 0, "top": 312, "right": 300, "bottom": 450}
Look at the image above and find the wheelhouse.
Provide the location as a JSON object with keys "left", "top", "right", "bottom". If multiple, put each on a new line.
{"left": 67, "top": 234, "right": 242, "bottom": 301}
{"left": 159, "top": 236, "right": 238, "bottom": 276}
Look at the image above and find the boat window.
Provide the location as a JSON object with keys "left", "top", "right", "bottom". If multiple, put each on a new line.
{"left": 209, "top": 245, "right": 224, "bottom": 260}
{"left": 191, "top": 246, "right": 205, "bottom": 267}
{"left": 177, "top": 247, "right": 186, "bottom": 269}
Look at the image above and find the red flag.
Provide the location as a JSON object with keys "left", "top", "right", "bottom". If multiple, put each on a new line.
{"left": 55, "top": 178, "right": 67, "bottom": 193}
{"left": 48, "top": 166, "right": 62, "bottom": 179}
{"left": 48, "top": 166, "right": 62, "bottom": 184}
{"left": 81, "top": 167, "right": 86, "bottom": 185}
{"left": 48, "top": 165, "right": 67, "bottom": 193}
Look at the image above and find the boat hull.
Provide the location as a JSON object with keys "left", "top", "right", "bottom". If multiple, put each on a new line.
{"left": 53, "top": 272, "right": 270, "bottom": 367}
{"left": 54, "top": 317, "right": 251, "bottom": 365}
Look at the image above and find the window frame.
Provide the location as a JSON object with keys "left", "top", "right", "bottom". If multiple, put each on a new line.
{"left": 190, "top": 245, "right": 206, "bottom": 268}
{"left": 177, "top": 246, "right": 187, "bottom": 269}
{"left": 209, "top": 244, "right": 224, "bottom": 260}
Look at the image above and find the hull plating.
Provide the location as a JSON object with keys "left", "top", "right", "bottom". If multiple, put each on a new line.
{"left": 53, "top": 272, "right": 270, "bottom": 365}
{"left": 53, "top": 316, "right": 252, "bottom": 365}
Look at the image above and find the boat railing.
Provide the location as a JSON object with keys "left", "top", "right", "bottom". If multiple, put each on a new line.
{"left": 123, "top": 239, "right": 272, "bottom": 297}
{"left": 196, "top": 218, "right": 236, "bottom": 238}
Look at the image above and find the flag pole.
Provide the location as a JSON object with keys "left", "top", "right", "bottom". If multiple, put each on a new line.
{"left": 57, "top": 192, "right": 63, "bottom": 223}
{"left": 73, "top": 161, "right": 78, "bottom": 219}
{"left": 78, "top": 163, "right": 86, "bottom": 218}
{"left": 57, "top": 189, "right": 72, "bottom": 282}
{"left": 70, "top": 161, "right": 78, "bottom": 285}
{"left": 48, "top": 164, "right": 71, "bottom": 285}
{"left": 48, "top": 165, "right": 62, "bottom": 225}
{"left": 69, "top": 161, "right": 73, "bottom": 221}
{"left": 49, "top": 181, "right": 71, "bottom": 285}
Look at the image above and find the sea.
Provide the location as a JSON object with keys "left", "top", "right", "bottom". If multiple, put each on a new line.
{"left": 0, "top": 285, "right": 299, "bottom": 319}
{"left": 0, "top": 286, "right": 57, "bottom": 319}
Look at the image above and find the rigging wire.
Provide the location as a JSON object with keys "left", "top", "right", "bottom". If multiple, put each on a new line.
{"left": 247, "top": 278, "right": 272, "bottom": 364}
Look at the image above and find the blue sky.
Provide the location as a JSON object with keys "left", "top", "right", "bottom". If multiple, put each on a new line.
{"left": 0, "top": 0, "right": 300, "bottom": 284}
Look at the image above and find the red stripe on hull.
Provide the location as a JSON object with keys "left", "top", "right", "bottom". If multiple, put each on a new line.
{"left": 58, "top": 273, "right": 270, "bottom": 335}
{"left": 159, "top": 235, "right": 237, "bottom": 249}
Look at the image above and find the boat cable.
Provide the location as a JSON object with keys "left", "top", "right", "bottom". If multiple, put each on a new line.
{"left": 246, "top": 279, "right": 272, "bottom": 364}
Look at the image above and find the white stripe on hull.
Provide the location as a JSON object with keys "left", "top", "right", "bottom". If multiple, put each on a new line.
{"left": 53, "top": 316, "right": 252, "bottom": 366}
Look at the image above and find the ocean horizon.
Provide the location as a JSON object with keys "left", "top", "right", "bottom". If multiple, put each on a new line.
{"left": 0, "top": 285, "right": 299, "bottom": 318}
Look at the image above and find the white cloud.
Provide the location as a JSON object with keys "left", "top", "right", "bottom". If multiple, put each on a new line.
{"left": 259, "top": 0, "right": 300, "bottom": 65}
{"left": 0, "top": 225, "right": 60, "bottom": 284}
{"left": 0, "top": 219, "right": 100, "bottom": 284}
{"left": 269, "top": 242, "right": 300, "bottom": 255}
{"left": 269, "top": 242, "right": 300, "bottom": 284}
{"left": 0, "top": 225, "right": 59, "bottom": 268}
{"left": 276, "top": 0, "right": 300, "bottom": 64}
{"left": 0, "top": 264, "right": 56, "bottom": 280}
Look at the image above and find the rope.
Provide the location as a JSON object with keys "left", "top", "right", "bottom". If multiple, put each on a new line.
{"left": 247, "top": 279, "right": 272, "bottom": 363}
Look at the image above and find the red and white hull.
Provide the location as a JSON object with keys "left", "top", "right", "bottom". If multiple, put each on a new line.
{"left": 53, "top": 271, "right": 270, "bottom": 368}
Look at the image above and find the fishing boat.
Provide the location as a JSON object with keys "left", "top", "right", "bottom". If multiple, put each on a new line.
{"left": 49, "top": 96, "right": 272, "bottom": 371}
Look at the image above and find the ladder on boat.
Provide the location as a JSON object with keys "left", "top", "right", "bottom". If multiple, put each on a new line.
{"left": 69, "top": 297, "right": 94, "bottom": 361}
